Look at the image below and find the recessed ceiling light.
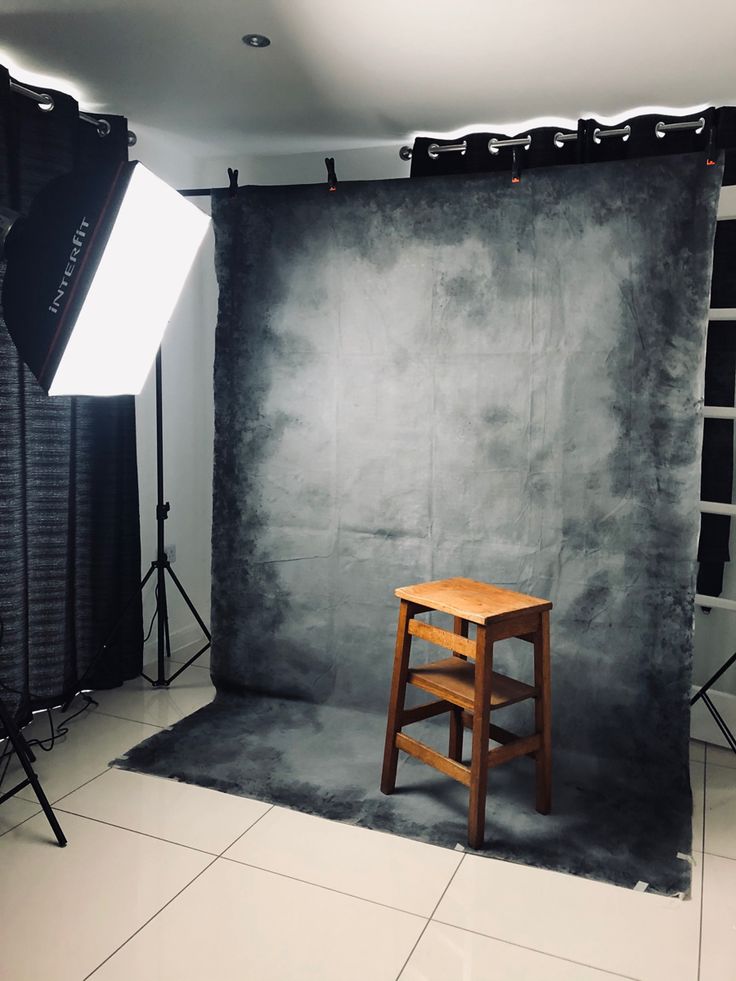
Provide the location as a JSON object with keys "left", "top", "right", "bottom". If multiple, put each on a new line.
{"left": 242, "top": 34, "right": 271, "bottom": 48}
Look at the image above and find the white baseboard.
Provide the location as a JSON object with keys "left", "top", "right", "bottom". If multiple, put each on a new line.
{"left": 690, "top": 684, "right": 736, "bottom": 748}
{"left": 143, "top": 622, "right": 209, "bottom": 662}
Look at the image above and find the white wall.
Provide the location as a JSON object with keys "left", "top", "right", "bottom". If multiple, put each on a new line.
{"left": 136, "top": 135, "right": 736, "bottom": 731}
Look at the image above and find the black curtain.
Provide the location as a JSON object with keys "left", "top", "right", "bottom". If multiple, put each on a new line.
{"left": 411, "top": 107, "right": 736, "bottom": 600}
{"left": 0, "top": 66, "right": 143, "bottom": 724}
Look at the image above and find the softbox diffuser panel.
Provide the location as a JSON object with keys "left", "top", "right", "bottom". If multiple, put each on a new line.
{"left": 2, "top": 161, "right": 209, "bottom": 395}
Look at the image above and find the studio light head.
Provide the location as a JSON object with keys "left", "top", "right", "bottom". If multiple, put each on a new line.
{"left": 1, "top": 161, "right": 210, "bottom": 396}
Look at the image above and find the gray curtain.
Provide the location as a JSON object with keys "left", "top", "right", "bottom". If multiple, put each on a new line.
{"left": 0, "top": 66, "right": 143, "bottom": 722}
{"left": 211, "top": 153, "right": 720, "bottom": 768}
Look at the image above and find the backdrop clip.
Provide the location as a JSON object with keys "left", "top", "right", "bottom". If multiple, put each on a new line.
{"left": 706, "top": 123, "right": 718, "bottom": 166}
{"left": 227, "top": 167, "right": 239, "bottom": 196}
{"left": 511, "top": 147, "right": 522, "bottom": 184}
{"left": 325, "top": 157, "right": 338, "bottom": 192}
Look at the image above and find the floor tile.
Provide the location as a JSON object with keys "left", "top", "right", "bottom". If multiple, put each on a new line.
{"left": 0, "top": 792, "right": 39, "bottom": 835}
{"left": 434, "top": 852, "right": 701, "bottom": 981}
{"left": 58, "top": 768, "right": 271, "bottom": 853}
{"left": 8, "top": 706, "right": 159, "bottom": 804}
{"left": 400, "top": 921, "right": 632, "bottom": 980}
{"left": 699, "top": 853, "right": 736, "bottom": 981}
{"left": 0, "top": 810, "right": 210, "bottom": 981}
{"left": 690, "top": 739, "right": 706, "bottom": 763}
{"left": 704, "top": 761, "right": 736, "bottom": 860}
{"left": 224, "top": 804, "right": 461, "bottom": 916}
{"left": 707, "top": 744, "right": 736, "bottom": 770}
{"left": 89, "top": 858, "right": 425, "bottom": 981}
{"left": 692, "top": 760, "right": 705, "bottom": 851}
{"left": 94, "top": 665, "right": 214, "bottom": 728}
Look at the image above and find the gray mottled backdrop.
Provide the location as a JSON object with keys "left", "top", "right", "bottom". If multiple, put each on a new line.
{"left": 210, "top": 154, "right": 720, "bottom": 766}
{"left": 116, "top": 154, "right": 722, "bottom": 895}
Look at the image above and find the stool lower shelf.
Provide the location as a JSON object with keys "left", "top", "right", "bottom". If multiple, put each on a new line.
{"left": 408, "top": 657, "right": 537, "bottom": 712}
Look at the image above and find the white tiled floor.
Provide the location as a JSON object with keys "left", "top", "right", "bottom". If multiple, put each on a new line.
{"left": 1, "top": 668, "right": 734, "bottom": 981}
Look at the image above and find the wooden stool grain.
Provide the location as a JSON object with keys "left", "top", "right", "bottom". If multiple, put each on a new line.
{"left": 380, "top": 576, "right": 552, "bottom": 849}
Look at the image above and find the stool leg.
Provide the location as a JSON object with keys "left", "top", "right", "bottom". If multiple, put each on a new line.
{"left": 448, "top": 617, "right": 468, "bottom": 760}
{"left": 452, "top": 616, "right": 469, "bottom": 660}
{"left": 381, "top": 600, "right": 415, "bottom": 795}
{"left": 534, "top": 610, "right": 552, "bottom": 814}
{"left": 468, "top": 624, "right": 493, "bottom": 849}
{"left": 448, "top": 707, "right": 464, "bottom": 762}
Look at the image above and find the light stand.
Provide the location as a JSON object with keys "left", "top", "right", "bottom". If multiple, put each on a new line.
{"left": 0, "top": 695, "right": 66, "bottom": 846}
{"left": 94, "top": 348, "right": 211, "bottom": 687}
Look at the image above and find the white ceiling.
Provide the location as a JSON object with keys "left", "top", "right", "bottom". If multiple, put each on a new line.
{"left": 1, "top": 0, "right": 735, "bottom": 157}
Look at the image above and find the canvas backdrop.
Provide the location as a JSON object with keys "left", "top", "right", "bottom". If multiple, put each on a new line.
{"left": 117, "top": 153, "right": 722, "bottom": 895}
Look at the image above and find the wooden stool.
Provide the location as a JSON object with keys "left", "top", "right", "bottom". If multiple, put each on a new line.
{"left": 380, "top": 577, "right": 552, "bottom": 849}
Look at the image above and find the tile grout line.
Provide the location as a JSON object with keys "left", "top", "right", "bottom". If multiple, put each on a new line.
{"left": 701, "top": 759, "right": 736, "bottom": 772}
{"left": 394, "top": 852, "right": 467, "bottom": 980}
{"left": 428, "top": 918, "right": 641, "bottom": 980}
{"left": 82, "top": 855, "right": 219, "bottom": 980}
{"left": 220, "top": 853, "right": 431, "bottom": 921}
{"left": 0, "top": 804, "right": 41, "bottom": 839}
{"left": 701, "top": 849, "right": 736, "bottom": 862}
{"left": 51, "top": 765, "right": 118, "bottom": 806}
{"left": 56, "top": 782, "right": 277, "bottom": 858}
{"left": 13, "top": 763, "right": 114, "bottom": 808}
{"left": 91, "top": 707, "right": 169, "bottom": 729}
{"left": 212, "top": 802, "right": 276, "bottom": 855}
{"left": 82, "top": 803, "right": 271, "bottom": 980}
{"left": 52, "top": 807, "right": 223, "bottom": 857}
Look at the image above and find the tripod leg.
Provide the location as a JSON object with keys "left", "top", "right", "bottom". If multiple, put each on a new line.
{"left": 166, "top": 564, "right": 212, "bottom": 641}
{"left": 0, "top": 698, "right": 66, "bottom": 847}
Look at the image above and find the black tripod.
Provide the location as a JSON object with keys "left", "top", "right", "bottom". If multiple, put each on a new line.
{"left": 0, "top": 695, "right": 66, "bottom": 846}
{"left": 96, "top": 349, "right": 211, "bottom": 688}
{"left": 691, "top": 650, "right": 736, "bottom": 754}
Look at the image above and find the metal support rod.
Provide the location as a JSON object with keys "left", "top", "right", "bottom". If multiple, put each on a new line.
{"left": 696, "top": 593, "right": 736, "bottom": 612}
{"left": 656, "top": 117, "right": 705, "bottom": 138}
{"left": 8, "top": 77, "right": 136, "bottom": 143}
{"left": 699, "top": 501, "right": 736, "bottom": 516}
{"left": 703, "top": 406, "right": 736, "bottom": 419}
{"left": 427, "top": 140, "right": 467, "bottom": 159}
{"left": 403, "top": 115, "right": 708, "bottom": 159}
{"left": 593, "top": 125, "right": 631, "bottom": 143}
{"left": 488, "top": 135, "right": 531, "bottom": 154}
{"left": 9, "top": 78, "right": 54, "bottom": 110}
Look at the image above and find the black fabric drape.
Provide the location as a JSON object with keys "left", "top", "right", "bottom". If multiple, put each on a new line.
{"left": 412, "top": 106, "right": 736, "bottom": 599}
{"left": 410, "top": 107, "right": 736, "bottom": 183}
{"left": 0, "top": 66, "right": 143, "bottom": 723}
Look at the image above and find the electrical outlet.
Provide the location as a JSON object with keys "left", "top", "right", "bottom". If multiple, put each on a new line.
{"left": 165, "top": 543, "right": 176, "bottom": 563}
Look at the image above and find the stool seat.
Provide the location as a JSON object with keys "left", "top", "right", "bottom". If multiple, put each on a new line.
{"left": 408, "top": 658, "right": 537, "bottom": 711}
{"left": 381, "top": 577, "right": 552, "bottom": 849}
{"left": 395, "top": 576, "right": 552, "bottom": 625}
